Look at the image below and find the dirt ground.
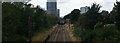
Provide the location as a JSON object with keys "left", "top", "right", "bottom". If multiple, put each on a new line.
{"left": 31, "top": 25, "right": 58, "bottom": 43}
{"left": 64, "top": 24, "right": 81, "bottom": 41}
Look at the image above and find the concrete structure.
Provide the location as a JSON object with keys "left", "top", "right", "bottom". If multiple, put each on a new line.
{"left": 80, "top": 6, "right": 89, "bottom": 14}
{"left": 47, "top": 0, "right": 59, "bottom": 17}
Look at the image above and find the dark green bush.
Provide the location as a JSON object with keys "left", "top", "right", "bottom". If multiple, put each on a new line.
{"left": 2, "top": 2, "right": 57, "bottom": 41}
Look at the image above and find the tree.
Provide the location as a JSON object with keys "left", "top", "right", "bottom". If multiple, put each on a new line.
{"left": 82, "top": 3, "right": 102, "bottom": 29}
{"left": 101, "top": 10, "right": 113, "bottom": 24}
{"left": 114, "top": 1, "right": 120, "bottom": 29}
{"left": 73, "top": 3, "right": 102, "bottom": 42}
{"left": 64, "top": 9, "right": 81, "bottom": 24}
{"left": 109, "top": 7, "right": 116, "bottom": 24}
{"left": 2, "top": 2, "right": 57, "bottom": 41}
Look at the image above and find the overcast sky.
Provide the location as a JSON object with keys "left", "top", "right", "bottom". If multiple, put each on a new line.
{"left": 29, "top": 0, "right": 120, "bottom": 17}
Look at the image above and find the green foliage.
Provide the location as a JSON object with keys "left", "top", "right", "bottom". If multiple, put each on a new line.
{"left": 73, "top": 27, "right": 81, "bottom": 37}
{"left": 64, "top": 9, "right": 81, "bottom": 24}
{"left": 101, "top": 10, "right": 114, "bottom": 24}
{"left": 114, "top": 1, "right": 120, "bottom": 29}
{"left": 70, "top": 2, "right": 120, "bottom": 42}
{"left": 74, "top": 23, "right": 120, "bottom": 42}
{"left": 2, "top": 2, "right": 57, "bottom": 41}
{"left": 93, "top": 23, "right": 120, "bottom": 42}
{"left": 84, "top": 3, "right": 102, "bottom": 29}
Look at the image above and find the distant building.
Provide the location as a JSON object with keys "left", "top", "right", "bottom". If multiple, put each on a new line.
{"left": 47, "top": 0, "right": 59, "bottom": 17}
{"left": 80, "top": 6, "right": 89, "bottom": 14}
{"left": 57, "top": 9, "right": 60, "bottom": 17}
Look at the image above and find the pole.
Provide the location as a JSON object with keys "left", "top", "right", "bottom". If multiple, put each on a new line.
{"left": 28, "top": 16, "right": 31, "bottom": 43}
{"left": 68, "top": 19, "right": 70, "bottom": 30}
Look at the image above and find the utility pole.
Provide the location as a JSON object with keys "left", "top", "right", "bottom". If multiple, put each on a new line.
{"left": 26, "top": 4, "right": 32, "bottom": 43}
{"left": 28, "top": 16, "right": 32, "bottom": 43}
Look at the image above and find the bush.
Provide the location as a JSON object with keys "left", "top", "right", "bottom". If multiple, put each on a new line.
{"left": 2, "top": 2, "right": 57, "bottom": 41}
{"left": 93, "top": 23, "right": 120, "bottom": 42}
{"left": 73, "top": 23, "right": 120, "bottom": 42}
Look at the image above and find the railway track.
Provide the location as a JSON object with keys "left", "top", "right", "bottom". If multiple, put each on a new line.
{"left": 44, "top": 25, "right": 71, "bottom": 43}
